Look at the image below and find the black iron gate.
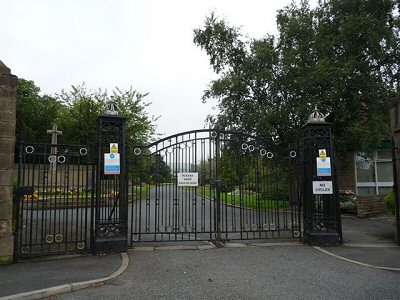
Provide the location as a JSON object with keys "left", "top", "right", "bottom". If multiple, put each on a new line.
{"left": 128, "top": 129, "right": 302, "bottom": 244}
{"left": 14, "top": 142, "right": 95, "bottom": 258}
{"left": 14, "top": 107, "right": 343, "bottom": 258}
{"left": 14, "top": 129, "right": 307, "bottom": 258}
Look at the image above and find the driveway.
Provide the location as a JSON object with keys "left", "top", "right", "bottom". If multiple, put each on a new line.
{"left": 55, "top": 245, "right": 400, "bottom": 300}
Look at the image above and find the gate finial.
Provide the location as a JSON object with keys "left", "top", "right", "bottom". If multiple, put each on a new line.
{"left": 306, "top": 105, "right": 327, "bottom": 124}
{"left": 103, "top": 96, "right": 120, "bottom": 116}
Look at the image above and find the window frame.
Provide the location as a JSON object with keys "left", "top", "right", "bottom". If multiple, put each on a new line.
{"left": 354, "top": 150, "right": 393, "bottom": 196}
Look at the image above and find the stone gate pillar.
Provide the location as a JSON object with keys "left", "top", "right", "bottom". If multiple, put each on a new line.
{"left": 0, "top": 60, "right": 17, "bottom": 264}
{"left": 302, "top": 106, "right": 342, "bottom": 245}
{"left": 390, "top": 100, "right": 400, "bottom": 245}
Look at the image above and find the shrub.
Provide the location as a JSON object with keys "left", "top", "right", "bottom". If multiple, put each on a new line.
{"left": 339, "top": 190, "right": 357, "bottom": 212}
{"left": 384, "top": 189, "right": 396, "bottom": 215}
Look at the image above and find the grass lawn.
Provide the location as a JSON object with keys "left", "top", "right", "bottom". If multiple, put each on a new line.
{"left": 198, "top": 186, "right": 289, "bottom": 210}
{"left": 131, "top": 184, "right": 150, "bottom": 198}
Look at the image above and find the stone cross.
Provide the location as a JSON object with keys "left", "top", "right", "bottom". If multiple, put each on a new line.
{"left": 47, "top": 124, "right": 62, "bottom": 172}
{"left": 47, "top": 124, "right": 62, "bottom": 147}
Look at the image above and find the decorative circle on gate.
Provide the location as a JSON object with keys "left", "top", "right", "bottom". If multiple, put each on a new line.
{"left": 244, "top": 224, "right": 251, "bottom": 231}
{"left": 180, "top": 144, "right": 185, "bottom": 149}
{"left": 241, "top": 143, "right": 248, "bottom": 150}
{"left": 187, "top": 142, "right": 193, "bottom": 148}
{"left": 220, "top": 133, "right": 224, "bottom": 139}
{"left": 48, "top": 155, "right": 57, "bottom": 163}
{"left": 46, "top": 235, "right": 54, "bottom": 244}
{"left": 269, "top": 223, "right": 276, "bottom": 230}
{"left": 266, "top": 152, "right": 274, "bottom": 159}
{"left": 263, "top": 224, "right": 269, "bottom": 231}
{"left": 167, "top": 147, "right": 174, "bottom": 154}
{"left": 55, "top": 234, "right": 63, "bottom": 243}
{"left": 248, "top": 145, "right": 255, "bottom": 152}
{"left": 260, "top": 149, "right": 267, "bottom": 156}
{"left": 186, "top": 225, "right": 192, "bottom": 232}
{"left": 131, "top": 235, "right": 139, "bottom": 242}
{"left": 76, "top": 241, "right": 85, "bottom": 250}
{"left": 25, "top": 146, "right": 34, "bottom": 154}
{"left": 289, "top": 150, "right": 297, "bottom": 158}
{"left": 251, "top": 224, "right": 258, "bottom": 231}
{"left": 294, "top": 231, "right": 300, "bottom": 238}
{"left": 210, "top": 131, "right": 217, "bottom": 138}
{"left": 179, "top": 225, "right": 185, "bottom": 232}
{"left": 159, "top": 150, "right": 166, "bottom": 156}
{"left": 166, "top": 226, "right": 173, "bottom": 233}
{"left": 57, "top": 156, "right": 66, "bottom": 164}
{"left": 134, "top": 148, "right": 142, "bottom": 155}
{"left": 79, "top": 148, "right": 88, "bottom": 156}
{"left": 21, "top": 246, "right": 30, "bottom": 254}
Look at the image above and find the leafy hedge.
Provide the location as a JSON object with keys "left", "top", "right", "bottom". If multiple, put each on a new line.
{"left": 384, "top": 189, "right": 396, "bottom": 215}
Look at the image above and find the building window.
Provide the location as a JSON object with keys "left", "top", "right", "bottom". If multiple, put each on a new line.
{"left": 355, "top": 150, "right": 393, "bottom": 196}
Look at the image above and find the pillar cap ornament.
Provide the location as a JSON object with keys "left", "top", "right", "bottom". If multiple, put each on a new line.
{"left": 102, "top": 97, "right": 120, "bottom": 116}
{"left": 306, "top": 105, "right": 328, "bottom": 124}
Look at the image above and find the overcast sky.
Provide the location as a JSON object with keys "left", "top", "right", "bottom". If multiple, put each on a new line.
{"left": 1, "top": 0, "right": 312, "bottom": 139}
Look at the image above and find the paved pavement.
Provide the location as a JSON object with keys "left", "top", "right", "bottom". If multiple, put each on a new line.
{"left": 327, "top": 214, "right": 400, "bottom": 268}
{"left": 0, "top": 254, "right": 122, "bottom": 298}
{"left": 1, "top": 213, "right": 399, "bottom": 299}
{"left": 341, "top": 213, "right": 397, "bottom": 244}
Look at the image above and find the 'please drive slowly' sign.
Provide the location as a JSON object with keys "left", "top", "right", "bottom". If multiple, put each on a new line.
{"left": 177, "top": 172, "right": 198, "bottom": 187}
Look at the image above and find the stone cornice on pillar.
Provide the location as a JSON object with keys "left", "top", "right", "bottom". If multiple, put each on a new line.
{"left": 0, "top": 60, "right": 11, "bottom": 74}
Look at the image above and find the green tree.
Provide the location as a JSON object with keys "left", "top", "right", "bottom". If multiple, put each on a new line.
{"left": 149, "top": 154, "right": 172, "bottom": 183}
{"left": 57, "top": 84, "right": 157, "bottom": 145}
{"left": 57, "top": 85, "right": 103, "bottom": 144}
{"left": 16, "top": 79, "right": 61, "bottom": 142}
{"left": 194, "top": 0, "right": 400, "bottom": 153}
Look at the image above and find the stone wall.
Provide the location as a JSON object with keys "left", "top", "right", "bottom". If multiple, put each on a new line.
{"left": 0, "top": 60, "right": 17, "bottom": 264}
{"left": 357, "top": 195, "right": 386, "bottom": 218}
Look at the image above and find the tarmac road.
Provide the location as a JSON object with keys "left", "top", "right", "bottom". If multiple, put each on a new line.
{"left": 129, "top": 184, "right": 301, "bottom": 242}
{"left": 55, "top": 245, "right": 400, "bottom": 300}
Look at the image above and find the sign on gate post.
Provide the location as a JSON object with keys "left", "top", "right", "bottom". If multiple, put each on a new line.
{"left": 104, "top": 153, "right": 120, "bottom": 174}
{"left": 312, "top": 181, "right": 333, "bottom": 194}
{"left": 316, "top": 149, "right": 331, "bottom": 177}
{"left": 110, "top": 143, "right": 118, "bottom": 154}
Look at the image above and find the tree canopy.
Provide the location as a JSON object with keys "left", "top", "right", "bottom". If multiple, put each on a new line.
{"left": 194, "top": 0, "right": 400, "bottom": 153}
{"left": 16, "top": 79, "right": 156, "bottom": 146}
{"left": 16, "top": 79, "right": 61, "bottom": 143}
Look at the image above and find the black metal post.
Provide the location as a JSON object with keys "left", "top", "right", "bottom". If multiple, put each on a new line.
{"left": 13, "top": 142, "right": 23, "bottom": 261}
{"left": 302, "top": 108, "right": 342, "bottom": 246}
{"left": 390, "top": 100, "right": 400, "bottom": 245}
{"left": 92, "top": 112, "right": 128, "bottom": 254}
{"left": 215, "top": 130, "right": 222, "bottom": 243}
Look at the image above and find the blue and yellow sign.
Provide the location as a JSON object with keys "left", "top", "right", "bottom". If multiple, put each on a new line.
{"left": 316, "top": 157, "right": 331, "bottom": 177}
{"left": 104, "top": 153, "right": 120, "bottom": 175}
